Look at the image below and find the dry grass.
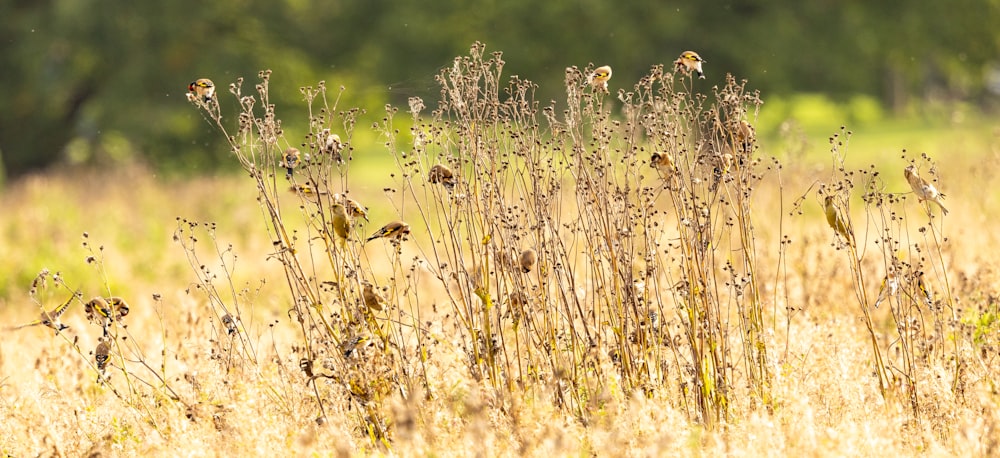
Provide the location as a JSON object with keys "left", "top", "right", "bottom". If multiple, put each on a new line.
{"left": 2, "top": 42, "right": 1000, "bottom": 456}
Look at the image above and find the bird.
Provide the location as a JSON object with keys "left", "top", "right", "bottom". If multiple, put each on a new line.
{"left": 518, "top": 248, "right": 537, "bottom": 273}
{"left": 650, "top": 152, "right": 676, "bottom": 175}
{"left": 320, "top": 129, "right": 344, "bottom": 163}
{"left": 913, "top": 271, "right": 933, "bottom": 306}
{"left": 673, "top": 51, "right": 706, "bottom": 79}
{"left": 221, "top": 313, "right": 238, "bottom": 335}
{"left": 187, "top": 78, "right": 216, "bottom": 103}
{"left": 11, "top": 291, "right": 79, "bottom": 333}
{"left": 587, "top": 65, "right": 613, "bottom": 92}
{"left": 823, "top": 195, "right": 854, "bottom": 246}
{"left": 281, "top": 148, "right": 301, "bottom": 179}
{"left": 84, "top": 296, "right": 130, "bottom": 325}
{"left": 330, "top": 203, "right": 352, "bottom": 241}
{"left": 873, "top": 270, "right": 899, "bottom": 308}
{"left": 428, "top": 164, "right": 456, "bottom": 190}
{"left": 362, "top": 282, "right": 386, "bottom": 312}
{"left": 334, "top": 194, "right": 369, "bottom": 222}
{"left": 366, "top": 221, "right": 411, "bottom": 243}
{"left": 95, "top": 340, "right": 111, "bottom": 372}
{"left": 904, "top": 165, "right": 949, "bottom": 215}
{"left": 289, "top": 183, "right": 328, "bottom": 201}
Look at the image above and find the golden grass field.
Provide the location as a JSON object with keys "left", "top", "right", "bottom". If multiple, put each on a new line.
{"left": 3, "top": 51, "right": 1000, "bottom": 456}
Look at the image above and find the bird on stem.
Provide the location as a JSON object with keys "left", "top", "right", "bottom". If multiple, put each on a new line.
{"left": 330, "top": 203, "right": 352, "bottom": 242}
{"left": 428, "top": 164, "right": 456, "bottom": 190}
{"left": 823, "top": 195, "right": 854, "bottom": 246}
{"left": 281, "top": 148, "right": 301, "bottom": 179}
{"left": 11, "top": 291, "right": 79, "bottom": 333}
{"left": 674, "top": 51, "right": 706, "bottom": 79}
{"left": 904, "top": 165, "right": 948, "bottom": 216}
{"left": 187, "top": 78, "right": 215, "bottom": 103}
{"left": 366, "top": 221, "right": 411, "bottom": 243}
{"left": 587, "top": 65, "right": 613, "bottom": 92}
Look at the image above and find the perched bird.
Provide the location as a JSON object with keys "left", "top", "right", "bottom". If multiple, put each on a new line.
{"left": 518, "top": 248, "right": 537, "bottom": 273}
{"left": 904, "top": 165, "right": 948, "bottom": 215}
{"left": 281, "top": 148, "right": 301, "bottom": 179}
{"left": 221, "top": 313, "right": 238, "bottom": 335}
{"left": 95, "top": 340, "right": 111, "bottom": 372}
{"left": 673, "top": 51, "right": 706, "bottom": 79}
{"left": 428, "top": 164, "right": 456, "bottom": 190}
{"left": 650, "top": 151, "right": 676, "bottom": 175}
{"left": 362, "top": 282, "right": 386, "bottom": 312}
{"left": 913, "top": 271, "right": 933, "bottom": 306}
{"left": 823, "top": 195, "right": 854, "bottom": 246}
{"left": 289, "top": 183, "right": 328, "bottom": 201}
{"left": 335, "top": 194, "right": 369, "bottom": 222}
{"left": 187, "top": 78, "right": 216, "bottom": 103}
{"left": 320, "top": 129, "right": 344, "bottom": 163}
{"left": 733, "top": 119, "right": 755, "bottom": 151}
{"left": 11, "top": 291, "right": 78, "bottom": 333}
{"left": 587, "top": 65, "right": 613, "bottom": 92}
{"left": 366, "top": 221, "right": 411, "bottom": 243}
{"left": 873, "top": 269, "right": 899, "bottom": 309}
{"left": 330, "top": 203, "right": 352, "bottom": 241}
{"left": 84, "top": 296, "right": 130, "bottom": 325}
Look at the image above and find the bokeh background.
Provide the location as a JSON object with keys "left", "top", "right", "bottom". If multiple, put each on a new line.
{"left": 2, "top": 0, "right": 999, "bottom": 180}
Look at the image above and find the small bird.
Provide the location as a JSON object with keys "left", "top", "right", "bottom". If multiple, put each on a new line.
{"left": 733, "top": 119, "right": 755, "bottom": 151}
{"left": 334, "top": 194, "right": 369, "bottom": 222}
{"left": 330, "top": 203, "right": 352, "bottom": 241}
{"left": 221, "top": 313, "right": 238, "bottom": 335}
{"left": 366, "top": 221, "right": 411, "bottom": 243}
{"left": 518, "top": 248, "right": 537, "bottom": 273}
{"left": 904, "top": 165, "right": 949, "bottom": 215}
{"left": 823, "top": 195, "right": 854, "bottom": 246}
{"left": 320, "top": 129, "right": 344, "bottom": 163}
{"left": 362, "top": 282, "right": 386, "bottom": 312}
{"left": 11, "top": 291, "right": 79, "bottom": 333}
{"left": 874, "top": 270, "right": 899, "bottom": 308}
{"left": 281, "top": 148, "right": 301, "bottom": 179}
{"left": 428, "top": 164, "right": 456, "bottom": 190}
{"left": 95, "top": 340, "right": 111, "bottom": 372}
{"left": 187, "top": 78, "right": 216, "bottom": 103}
{"left": 673, "top": 51, "right": 706, "bottom": 79}
{"left": 650, "top": 152, "right": 676, "bottom": 175}
{"left": 84, "top": 296, "right": 130, "bottom": 325}
{"left": 289, "top": 183, "right": 328, "bottom": 201}
{"left": 913, "top": 271, "right": 933, "bottom": 306}
{"left": 587, "top": 65, "right": 613, "bottom": 92}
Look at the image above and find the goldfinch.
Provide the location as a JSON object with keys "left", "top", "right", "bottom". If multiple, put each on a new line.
{"left": 281, "top": 148, "right": 301, "bottom": 179}
{"left": 95, "top": 340, "right": 111, "bottom": 372}
{"left": 362, "top": 282, "right": 386, "bottom": 312}
{"left": 650, "top": 151, "right": 676, "bottom": 174}
{"left": 518, "top": 248, "right": 537, "bottom": 273}
{"left": 289, "top": 183, "right": 328, "bottom": 201}
{"left": 12, "top": 291, "right": 79, "bottom": 333}
{"left": 587, "top": 65, "right": 613, "bottom": 92}
{"left": 873, "top": 270, "right": 899, "bottom": 308}
{"left": 823, "top": 195, "right": 854, "bottom": 246}
{"left": 330, "top": 203, "right": 352, "bottom": 241}
{"left": 904, "top": 165, "right": 948, "bottom": 215}
{"left": 366, "top": 221, "right": 411, "bottom": 243}
{"left": 187, "top": 78, "right": 216, "bottom": 102}
{"left": 84, "top": 296, "right": 130, "bottom": 325}
{"left": 320, "top": 129, "right": 344, "bottom": 163}
{"left": 221, "top": 313, "right": 238, "bottom": 335}
{"left": 673, "top": 51, "right": 706, "bottom": 79}
{"left": 428, "top": 164, "right": 456, "bottom": 190}
{"left": 334, "top": 194, "right": 369, "bottom": 222}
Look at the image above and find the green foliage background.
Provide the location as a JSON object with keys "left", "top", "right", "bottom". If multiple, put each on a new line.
{"left": 1, "top": 0, "right": 998, "bottom": 179}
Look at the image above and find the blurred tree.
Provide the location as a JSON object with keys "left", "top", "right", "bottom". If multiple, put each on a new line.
{"left": 0, "top": 0, "right": 997, "bottom": 179}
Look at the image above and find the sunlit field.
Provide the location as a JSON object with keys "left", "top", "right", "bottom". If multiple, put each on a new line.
{"left": 2, "top": 45, "right": 1000, "bottom": 456}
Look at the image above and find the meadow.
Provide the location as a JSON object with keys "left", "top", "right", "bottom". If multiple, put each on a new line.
{"left": 2, "top": 44, "right": 1000, "bottom": 456}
